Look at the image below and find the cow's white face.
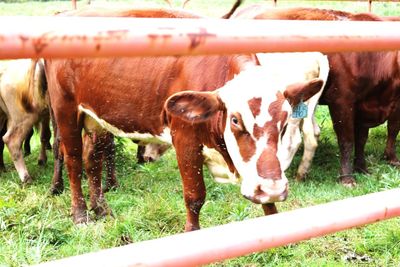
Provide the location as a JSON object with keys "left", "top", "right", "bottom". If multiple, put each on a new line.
{"left": 165, "top": 66, "right": 323, "bottom": 204}
{"left": 217, "top": 67, "right": 292, "bottom": 203}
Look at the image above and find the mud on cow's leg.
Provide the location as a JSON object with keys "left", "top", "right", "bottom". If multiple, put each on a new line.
{"left": 329, "top": 104, "right": 356, "bottom": 187}
{"left": 83, "top": 132, "right": 112, "bottom": 219}
{"left": 103, "top": 133, "right": 118, "bottom": 193}
{"left": 353, "top": 125, "right": 370, "bottom": 174}
{"left": 384, "top": 109, "right": 400, "bottom": 166}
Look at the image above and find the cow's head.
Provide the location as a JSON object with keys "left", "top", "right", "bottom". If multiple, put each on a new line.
{"left": 165, "top": 67, "right": 323, "bottom": 204}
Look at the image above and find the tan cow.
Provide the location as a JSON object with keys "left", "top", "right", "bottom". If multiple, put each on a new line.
{"left": 0, "top": 59, "right": 50, "bottom": 184}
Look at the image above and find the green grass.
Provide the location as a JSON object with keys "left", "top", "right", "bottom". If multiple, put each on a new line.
{"left": 1, "top": 1, "right": 400, "bottom": 266}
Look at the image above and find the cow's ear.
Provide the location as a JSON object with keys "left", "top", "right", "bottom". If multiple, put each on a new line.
{"left": 165, "top": 91, "right": 224, "bottom": 123}
{"left": 283, "top": 78, "right": 323, "bottom": 107}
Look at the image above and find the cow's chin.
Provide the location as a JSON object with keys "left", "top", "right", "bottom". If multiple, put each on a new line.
{"left": 242, "top": 186, "right": 289, "bottom": 204}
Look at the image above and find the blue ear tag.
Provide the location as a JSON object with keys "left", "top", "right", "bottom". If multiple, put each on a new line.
{"left": 292, "top": 99, "right": 308, "bottom": 119}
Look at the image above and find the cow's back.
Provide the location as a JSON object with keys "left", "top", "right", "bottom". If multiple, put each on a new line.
{"left": 45, "top": 8, "right": 244, "bottom": 138}
{"left": 234, "top": 5, "right": 381, "bottom": 21}
{"left": 234, "top": 6, "right": 399, "bottom": 126}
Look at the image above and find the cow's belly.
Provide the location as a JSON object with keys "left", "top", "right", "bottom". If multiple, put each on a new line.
{"left": 356, "top": 101, "right": 397, "bottom": 128}
{"left": 79, "top": 104, "right": 172, "bottom": 145}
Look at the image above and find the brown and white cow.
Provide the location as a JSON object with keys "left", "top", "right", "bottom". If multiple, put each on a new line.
{"left": 44, "top": 8, "right": 323, "bottom": 230}
{"left": 234, "top": 5, "right": 400, "bottom": 186}
{"left": 0, "top": 59, "right": 50, "bottom": 183}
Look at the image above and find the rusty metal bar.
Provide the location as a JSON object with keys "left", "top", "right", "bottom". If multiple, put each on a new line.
{"left": 34, "top": 189, "right": 400, "bottom": 267}
{"left": 0, "top": 17, "right": 400, "bottom": 59}
{"left": 71, "top": 0, "right": 76, "bottom": 10}
{"left": 270, "top": 0, "right": 400, "bottom": 12}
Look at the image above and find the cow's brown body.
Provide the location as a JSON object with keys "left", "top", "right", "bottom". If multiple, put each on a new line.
{"left": 45, "top": 7, "right": 323, "bottom": 229}
{"left": 45, "top": 8, "right": 249, "bottom": 229}
{"left": 235, "top": 6, "right": 400, "bottom": 186}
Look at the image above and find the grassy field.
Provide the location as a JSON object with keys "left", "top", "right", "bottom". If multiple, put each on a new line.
{"left": 1, "top": 0, "right": 400, "bottom": 266}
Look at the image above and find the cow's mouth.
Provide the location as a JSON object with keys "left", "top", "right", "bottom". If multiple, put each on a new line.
{"left": 243, "top": 186, "right": 288, "bottom": 204}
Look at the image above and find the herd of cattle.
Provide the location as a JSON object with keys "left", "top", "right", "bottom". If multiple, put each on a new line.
{"left": 0, "top": 1, "right": 399, "bottom": 231}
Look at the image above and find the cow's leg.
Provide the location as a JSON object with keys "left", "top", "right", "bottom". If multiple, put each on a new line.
{"left": 103, "top": 133, "right": 118, "bottom": 193}
{"left": 55, "top": 110, "right": 88, "bottom": 223}
{"left": 50, "top": 114, "right": 64, "bottom": 195}
{"left": 173, "top": 128, "right": 205, "bottom": 231}
{"left": 328, "top": 103, "right": 356, "bottom": 187}
{"left": 136, "top": 143, "right": 146, "bottom": 164}
{"left": 384, "top": 108, "right": 400, "bottom": 166}
{"left": 262, "top": 203, "right": 278, "bottom": 215}
{"left": 0, "top": 120, "right": 6, "bottom": 171}
{"left": 23, "top": 128, "right": 34, "bottom": 156}
{"left": 296, "top": 117, "right": 320, "bottom": 181}
{"left": 82, "top": 132, "right": 112, "bottom": 219}
{"left": 38, "top": 111, "right": 52, "bottom": 166}
{"left": 353, "top": 125, "right": 369, "bottom": 174}
{"left": 3, "top": 120, "right": 34, "bottom": 184}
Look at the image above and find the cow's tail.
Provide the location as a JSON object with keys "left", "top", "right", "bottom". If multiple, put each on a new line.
{"left": 25, "top": 59, "right": 47, "bottom": 113}
{"left": 317, "top": 53, "right": 329, "bottom": 94}
{"left": 221, "top": 0, "right": 243, "bottom": 19}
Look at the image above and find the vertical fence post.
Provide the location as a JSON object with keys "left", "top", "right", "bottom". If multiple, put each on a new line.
{"left": 72, "top": 0, "right": 77, "bottom": 9}
{"left": 273, "top": 0, "right": 278, "bottom": 7}
{"left": 368, "top": 0, "right": 373, "bottom": 12}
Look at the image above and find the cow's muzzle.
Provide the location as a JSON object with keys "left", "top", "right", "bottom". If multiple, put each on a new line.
{"left": 242, "top": 178, "right": 288, "bottom": 204}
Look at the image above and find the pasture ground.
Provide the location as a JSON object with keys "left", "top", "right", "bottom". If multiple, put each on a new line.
{"left": 0, "top": 1, "right": 400, "bottom": 266}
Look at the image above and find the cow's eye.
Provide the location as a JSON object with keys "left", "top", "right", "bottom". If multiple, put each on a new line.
{"left": 231, "top": 116, "right": 239, "bottom": 126}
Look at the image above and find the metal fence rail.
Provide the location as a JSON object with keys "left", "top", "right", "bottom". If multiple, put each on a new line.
{"left": 1, "top": 17, "right": 400, "bottom": 59}
{"left": 34, "top": 189, "right": 400, "bottom": 267}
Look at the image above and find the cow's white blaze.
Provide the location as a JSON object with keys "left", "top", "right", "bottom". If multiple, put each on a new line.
{"left": 217, "top": 66, "right": 291, "bottom": 204}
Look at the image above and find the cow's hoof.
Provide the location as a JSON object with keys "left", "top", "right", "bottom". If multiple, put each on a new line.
{"left": 38, "top": 158, "right": 46, "bottom": 166}
{"left": 22, "top": 175, "right": 33, "bottom": 185}
{"left": 73, "top": 211, "right": 91, "bottom": 224}
{"left": 184, "top": 223, "right": 200, "bottom": 232}
{"left": 339, "top": 176, "right": 357, "bottom": 188}
{"left": 50, "top": 184, "right": 64, "bottom": 196}
{"left": 103, "top": 183, "right": 119, "bottom": 193}
{"left": 46, "top": 142, "right": 52, "bottom": 150}
{"left": 388, "top": 159, "right": 400, "bottom": 167}
{"left": 295, "top": 173, "right": 306, "bottom": 182}
{"left": 92, "top": 202, "right": 113, "bottom": 219}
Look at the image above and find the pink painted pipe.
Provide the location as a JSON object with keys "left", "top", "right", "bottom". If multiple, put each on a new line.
{"left": 35, "top": 189, "right": 400, "bottom": 267}
{"left": 0, "top": 17, "right": 400, "bottom": 59}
